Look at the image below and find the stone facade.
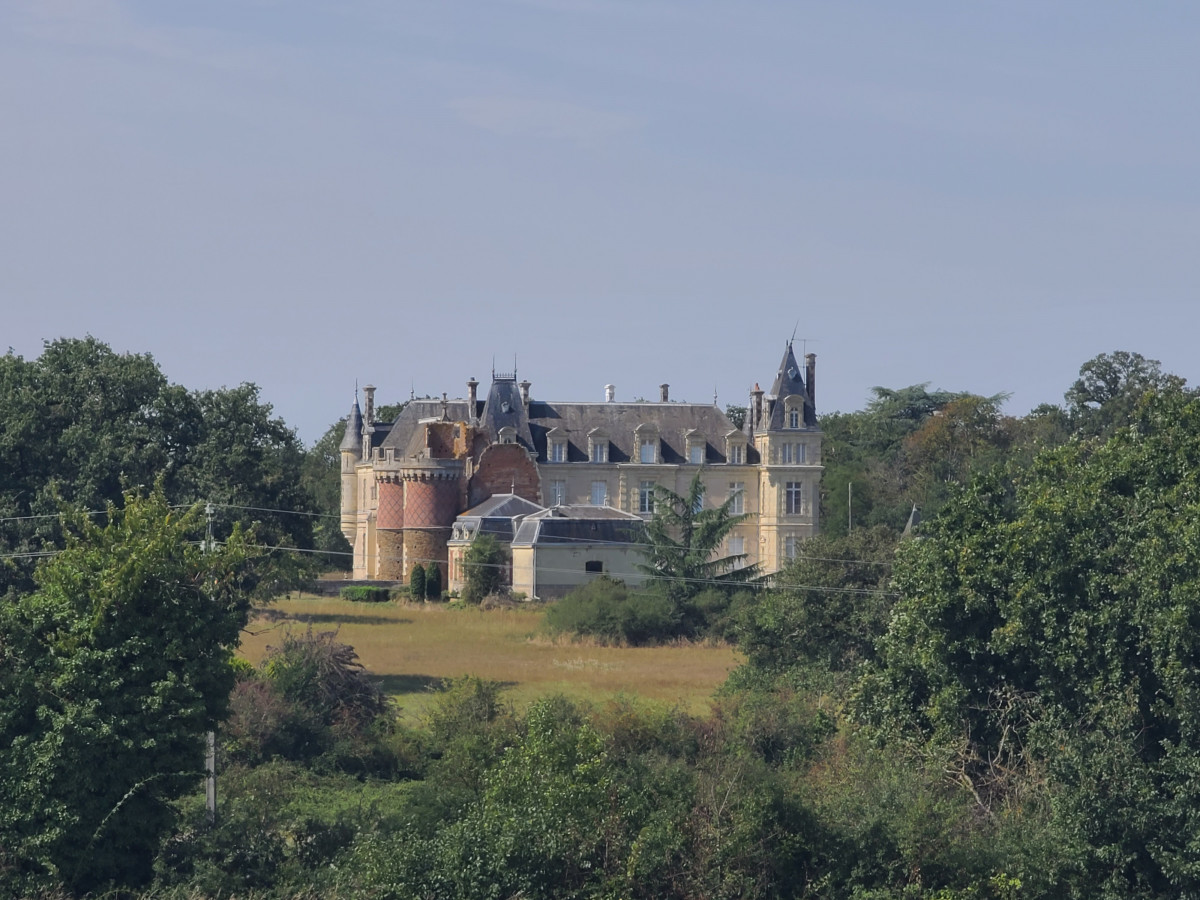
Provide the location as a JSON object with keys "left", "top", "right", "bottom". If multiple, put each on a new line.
{"left": 340, "top": 344, "right": 822, "bottom": 583}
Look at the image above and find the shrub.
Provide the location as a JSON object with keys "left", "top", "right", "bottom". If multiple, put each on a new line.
{"left": 544, "top": 578, "right": 681, "bottom": 645}
{"left": 424, "top": 562, "right": 442, "bottom": 600}
{"left": 339, "top": 585, "right": 391, "bottom": 603}
{"left": 462, "top": 534, "right": 507, "bottom": 604}
{"left": 409, "top": 564, "right": 426, "bottom": 600}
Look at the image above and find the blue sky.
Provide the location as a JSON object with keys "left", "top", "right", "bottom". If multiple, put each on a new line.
{"left": 3, "top": 1, "right": 1198, "bottom": 443}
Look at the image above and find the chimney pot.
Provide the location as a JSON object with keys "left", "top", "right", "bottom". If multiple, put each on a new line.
{"left": 605, "top": 384, "right": 615, "bottom": 402}
{"left": 660, "top": 383, "right": 669, "bottom": 402}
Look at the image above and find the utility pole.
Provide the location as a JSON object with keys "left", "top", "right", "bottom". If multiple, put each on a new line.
{"left": 204, "top": 501, "right": 217, "bottom": 827}
{"left": 848, "top": 482, "right": 853, "bottom": 532}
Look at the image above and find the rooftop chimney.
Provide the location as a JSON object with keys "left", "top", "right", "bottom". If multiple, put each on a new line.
{"left": 660, "top": 383, "right": 669, "bottom": 402}
{"left": 805, "top": 354, "right": 816, "bottom": 419}
{"left": 605, "top": 384, "right": 615, "bottom": 402}
{"left": 467, "top": 377, "right": 479, "bottom": 419}
{"left": 363, "top": 384, "right": 376, "bottom": 426}
{"left": 519, "top": 379, "right": 531, "bottom": 406}
{"left": 750, "top": 383, "right": 764, "bottom": 432}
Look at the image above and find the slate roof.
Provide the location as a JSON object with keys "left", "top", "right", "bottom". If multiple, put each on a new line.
{"left": 764, "top": 342, "right": 816, "bottom": 430}
{"left": 512, "top": 505, "right": 648, "bottom": 547}
{"left": 371, "top": 382, "right": 757, "bottom": 466}
{"left": 526, "top": 400, "right": 747, "bottom": 464}
{"left": 339, "top": 398, "right": 363, "bottom": 453}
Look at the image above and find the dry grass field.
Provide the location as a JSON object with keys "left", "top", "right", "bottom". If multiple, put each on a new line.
{"left": 238, "top": 595, "right": 742, "bottom": 720}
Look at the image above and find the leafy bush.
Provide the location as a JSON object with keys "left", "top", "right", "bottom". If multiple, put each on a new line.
{"left": 462, "top": 534, "right": 508, "bottom": 604}
{"left": 339, "top": 584, "right": 391, "bottom": 603}
{"left": 409, "top": 563, "right": 426, "bottom": 600}
{"left": 424, "top": 562, "right": 442, "bottom": 599}
{"left": 543, "top": 577, "right": 681, "bottom": 645}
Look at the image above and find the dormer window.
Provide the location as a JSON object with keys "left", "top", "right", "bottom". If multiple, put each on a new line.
{"left": 725, "top": 431, "right": 748, "bottom": 465}
{"left": 498, "top": 426, "right": 517, "bottom": 445}
{"left": 547, "top": 426, "right": 567, "bottom": 463}
{"left": 634, "top": 424, "right": 659, "bottom": 464}
{"left": 684, "top": 429, "right": 705, "bottom": 465}
{"left": 588, "top": 428, "right": 609, "bottom": 463}
{"left": 783, "top": 394, "right": 806, "bottom": 430}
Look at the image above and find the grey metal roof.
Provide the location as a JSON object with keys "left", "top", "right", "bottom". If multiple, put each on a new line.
{"left": 512, "top": 505, "right": 646, "bottom": 547}
{"left": 460, "top": 493, "right": 545, "bottom": 519}
{"left": 339, "top": 399, "right": 363, "bottom": 453}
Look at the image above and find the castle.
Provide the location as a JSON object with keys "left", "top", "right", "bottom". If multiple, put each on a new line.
{"left": 340, "top": 342, "right": 822, "bottom": 596}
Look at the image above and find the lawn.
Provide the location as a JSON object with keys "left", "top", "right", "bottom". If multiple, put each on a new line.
{"left": 239, "top": 595, "right": 742, "bottom": 720}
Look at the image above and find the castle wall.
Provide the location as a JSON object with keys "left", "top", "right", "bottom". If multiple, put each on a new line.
{"left": 469, "top": 443, "right": 541, "bottom": 507}
{"left": 404, "top": 528, "right": 451, "bottom": 585}
{"left": 376, "top": 529, "right": 405, "bottom": 581}
{"left": 404, "top": 478, "right": 459, "bottom": 528}
{"left": 376, "top": 481, "right": 405, "bottom": 530}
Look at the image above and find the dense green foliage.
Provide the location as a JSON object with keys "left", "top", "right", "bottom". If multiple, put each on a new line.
{"left": 461, "top": 532, "right": 507, "bottom": 603}
{"left": 0, "top": 337, "right": 317, "bottom": 596}
{"left": 338, "top": 584, "right": 391, "bottom": 603}
{"left": 856, "top": 386, "right": 1200, "bottom": 896}
{"left": 408, "top": 562, "right": 426, "bottom": 599}
{"left": 0, "top": 492, "right": 256, "bottom": 894}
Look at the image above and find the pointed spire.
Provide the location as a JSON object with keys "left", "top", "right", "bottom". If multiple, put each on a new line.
{"left": 340, "top": 393, "right": 363, "bottom": 453}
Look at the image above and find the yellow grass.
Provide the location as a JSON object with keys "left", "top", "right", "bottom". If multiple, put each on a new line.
{"left": 239, "top": 595, "right": 742, "bottom": 720}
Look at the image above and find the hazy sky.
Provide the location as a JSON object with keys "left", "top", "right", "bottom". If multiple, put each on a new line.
{"left": 3, "top": 1, "right": 1198, "bottom": 444}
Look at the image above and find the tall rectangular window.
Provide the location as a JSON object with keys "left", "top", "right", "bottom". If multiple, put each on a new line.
{"left": 640, "top": 439, "right": 656, "bottom": 464}
{"left": 781, "top": 443, "right": 793, "bottom": 464}
{"left": 797, "top": 442, "right": 806, "bottom": 464}
{"left": 550, "top": 441, "right": 566, "bottom": 463}
{"left": 590, "top": 481, "right": 608, "bottom": 506}
{"left": 690, "top": 444, "right": 704, "bottom": 464}
{"left": 728, "top": 535, "right": 744, "bottom": 558}
{"left": 786, "top": 481, "right": 804, "bottom": 515}
{"left": 550, "top": 480, "right": 566, "bottom": 506}
{"left": 789, "top": 408, "right": 800, "bottom": 429}
{"left": 785, "top": 535, "right": 798, "bottom": 560}
{"left": 639, "top": 480, "right": 656, "bottom": 513}
{"left": 728, "top": 482, "right": 744, "bottom": 515}
{"left": 729, "top": 444, "right": 744, "bottom": 464}
{"left": 591, "top": 442, "right": 607, "bottom": 463}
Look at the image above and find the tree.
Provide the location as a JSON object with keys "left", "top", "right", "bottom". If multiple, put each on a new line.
{"left": 0, "top": 338, "right": 316, "bottom": 597}
{"left": 856, "top": 386, "right": 1200, "bottom": 895}
{"left": 409, "top": 563, "right": 426, "bottom": 600}
{"left": 637, "top": 472, "right": 757, "bottom": 603}
{"left": 462, "top": 534, "right": 506, "bottom": 604}
{"left": 299, "top": 418, "right": 354, "bottom": 562}
{"left": 737, "top": 526, "right": 899, "bottom": 685}
{"left": 1065, "top": 350, "right": 1187, "bottom": 437}
{"left": 0, "top": 491, "right": 256, "bottom": 894}
{"left": 424, "top": 561, "right": 442, "bottom": 600}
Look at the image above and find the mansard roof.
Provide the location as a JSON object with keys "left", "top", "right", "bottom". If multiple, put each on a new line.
{"left": 525, "top": 400, "right": 748, "bottom": 464}
{"left": 372, "top": 377, "right": 759, "bottom": 464}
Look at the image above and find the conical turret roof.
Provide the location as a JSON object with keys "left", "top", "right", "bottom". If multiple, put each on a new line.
{"left": 340, "top": 397, "right": 363, "bottom": 453}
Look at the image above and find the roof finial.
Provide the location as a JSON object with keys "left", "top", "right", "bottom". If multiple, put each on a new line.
{"left": 790, "top": 319, "right": 799, "bottom": 346}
